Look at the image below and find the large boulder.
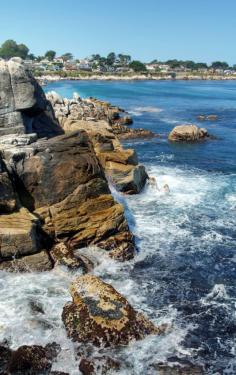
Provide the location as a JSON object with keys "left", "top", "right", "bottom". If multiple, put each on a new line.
{"left": 54, "top": 116, "right": 148, "bottom": 194}
{"left": 0, "top": 58, "right": 63, "bottom": 138}
{"left": 1, "top": 131, "right": 135, "bottom": 261}
{"left": 62, "top": 275, "right": 165, "bottom": 347}
{"left": 168, "top": 125, "right": 209, "bottom": 142}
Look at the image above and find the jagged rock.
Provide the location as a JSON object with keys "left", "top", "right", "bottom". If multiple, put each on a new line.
{"left": 5, "top": 343, "right": 60, "bottom": 375}
{"left": 0, "top": 250, "right": 53, "bottom": 272}
{"left": 0, "top": 58, "right": 63, "bottom": 138}
{"left": 115, "top": 116, "right": 133, "bottom": 125}
{"left": 0, "top": 345, "right": 12, "bottom": 373}
{"left": 107, "top": 163, "right": 148, "bottom": 194}
{"left": 47, "top": 91, "right": 149, "bottom": 194}
{"left": 51, "top": 242, "right": 93, "bottom": 272}
{"left": 79, "top": 356, "right": 120, "bottom": 375}
{"left": 5, "top": 131, "right": 135, "bottom": 261}
{"left": 0, "top": 208, "right": 44, "bottom": 259}
{"left": 55, "top": 118, "right": 148, "bottom": 194}
{"left": 112, "top": 123, "right": 155, "bottom": 139}
{"left": 152, "top": 363, "right": 204, "bottom": 374}
{"left": 197, "top": 114, "right": 218, "bottom": 121}
{"left": 168, "top": 125, "right": 209, "bottom": 142}
{"left": 0, "top": 157, "right": 17, "bottom": 213}
{"left": 62, "top": 275, "right": 165, "bottom": 347}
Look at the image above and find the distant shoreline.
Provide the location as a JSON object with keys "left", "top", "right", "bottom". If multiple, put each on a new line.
{"left": 37, "top": 74, "right": 236, "bottom": 85}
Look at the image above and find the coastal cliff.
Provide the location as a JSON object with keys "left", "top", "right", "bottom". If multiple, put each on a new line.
{"left": 0, "top": 58, "right": 141, "bottom": 271}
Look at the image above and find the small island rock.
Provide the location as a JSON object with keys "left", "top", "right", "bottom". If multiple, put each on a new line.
{"left": 168, "top": 124, "right": 209, "bottom": 142}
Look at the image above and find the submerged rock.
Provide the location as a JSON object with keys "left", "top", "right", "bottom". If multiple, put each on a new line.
{"left": 79, "top": 356, "right": 120, "bottom": 375}
{"left": 152, "top": 363, "right": 204, "bottom": 374}
{"left": 1, "top": 342, "right": 60, "bottom": 375}
{"left": 168, "top": 124, "right": 209, "bottom": 142}
{"left": 197, "top": 114, "right": 218, "bottom": 121}
{"left": 62, "top": 275, "right": 165, "bottom": 347}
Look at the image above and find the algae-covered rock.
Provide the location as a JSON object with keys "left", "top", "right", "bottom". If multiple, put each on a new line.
{"left": 62, "top": 275, "right": 165, "bottom": 347}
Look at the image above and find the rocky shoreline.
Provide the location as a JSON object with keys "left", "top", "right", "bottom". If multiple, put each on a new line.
{"left": 36, "top": 74, "right": 236, "bottom": 87}
{"left": 0, "top": 58, "right": 206, "bottom": 374}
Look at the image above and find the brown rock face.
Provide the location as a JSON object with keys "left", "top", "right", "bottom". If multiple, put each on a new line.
{"left": 62, "top": 275, "right": 164, "bottom": 347}
{"left": 4, "top": 131, "right": 135, "bottom": 261}
{"left": 168, "top": 125, "right": 209, "bottom": 142}
{"left": 46, "top": 92, "right": 148, "bottom": 194}
{"left": 0, "top": 250, "right": 53, "bottom": 272}
{"left": 0, "top": 157, "right": 16, "bottom": 213}
{"left": 0, "top": 208, "right": 43, "bottom": 259}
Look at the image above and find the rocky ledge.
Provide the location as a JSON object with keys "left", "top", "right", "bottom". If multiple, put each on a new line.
{"left": 46, "top": 91, "right": 149, "bottom": 194}
{"left": 0, "top": 58, "right": 148, "bottom": 272}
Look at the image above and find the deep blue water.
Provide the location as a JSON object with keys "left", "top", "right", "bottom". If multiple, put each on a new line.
{"left": 45, "top": 81, "right": 236, "bottom": 373}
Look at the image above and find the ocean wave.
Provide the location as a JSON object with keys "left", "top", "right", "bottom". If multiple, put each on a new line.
{"left": 129, "top": 106, "right": 163, "bottom": 116}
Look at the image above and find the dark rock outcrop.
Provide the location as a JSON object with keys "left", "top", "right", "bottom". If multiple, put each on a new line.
{"left": 79, "top": 356, "right": 120, "bottom": 375}
{"left": 62, "top": 275, "right": 165, "bottom": 347}
{"left": 0, "top": 342, "right": 60, "bottom": 375}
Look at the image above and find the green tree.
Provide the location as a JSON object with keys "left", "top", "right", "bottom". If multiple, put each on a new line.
{"left": 211, "top": 61, "right": 229, "bottom": 70}
{"left": 45, "top": 50, "right": 56, "bottom": 61}
{"left": 129, "top": 60, "right": 147, "bottom": 72}
{"left": 107, "top": 52, "right": 116, "bottom": 66}
{"left": 0, "top": 39, "right": 29, "bottom": 59}
{"left": 165, "top": 59, "right": 183, "bottom": 69}
{"left": 118, "top": 54, "right": 131, "bottom": 66}
{"left": 195, "top": 62, "right": 208, "bottom": 70}
{"left": 62, "top": 53, "right": 73, "bottom": 61}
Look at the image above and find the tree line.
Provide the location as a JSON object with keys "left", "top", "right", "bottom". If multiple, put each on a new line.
{"left": 0, "top": 40, "right": 235, "bottom": 72}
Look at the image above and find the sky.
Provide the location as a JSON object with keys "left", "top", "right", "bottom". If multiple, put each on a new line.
{"left": 1, "top": 0, "right": 236, "bottom": 64}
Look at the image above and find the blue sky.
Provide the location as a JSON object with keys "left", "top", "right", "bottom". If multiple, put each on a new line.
{"left": 1, "top": 0, "right": 236, "bottom": 64}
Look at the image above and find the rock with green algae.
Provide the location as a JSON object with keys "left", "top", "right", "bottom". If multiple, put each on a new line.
{"left": 62, "top": 274, "right": 166, "bottom": 348}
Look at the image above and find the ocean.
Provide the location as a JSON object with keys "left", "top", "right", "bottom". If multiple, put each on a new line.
{"left": 1, "top": 80, "right": 235, "bottom": 374}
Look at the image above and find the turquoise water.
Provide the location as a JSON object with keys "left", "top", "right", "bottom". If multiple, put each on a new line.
{"left": 6, "top": 80, "right": 232, "bottom": 374}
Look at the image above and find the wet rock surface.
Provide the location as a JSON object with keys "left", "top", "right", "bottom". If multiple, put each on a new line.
{"left": 79, "top": 356, "right": 120, "bottom": 375}
{"left": 62, "top": 274, "right": 165, "bottom": 347}
{"left": 0, "top": 342, "right": 61, "bottom": 375}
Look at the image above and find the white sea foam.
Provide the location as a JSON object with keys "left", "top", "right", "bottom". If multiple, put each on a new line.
{"left": 129, "top": 106, "right": 163, "bottom": 116}
{"left": 0, "top": 161, "right": 235, "bottom": 374}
